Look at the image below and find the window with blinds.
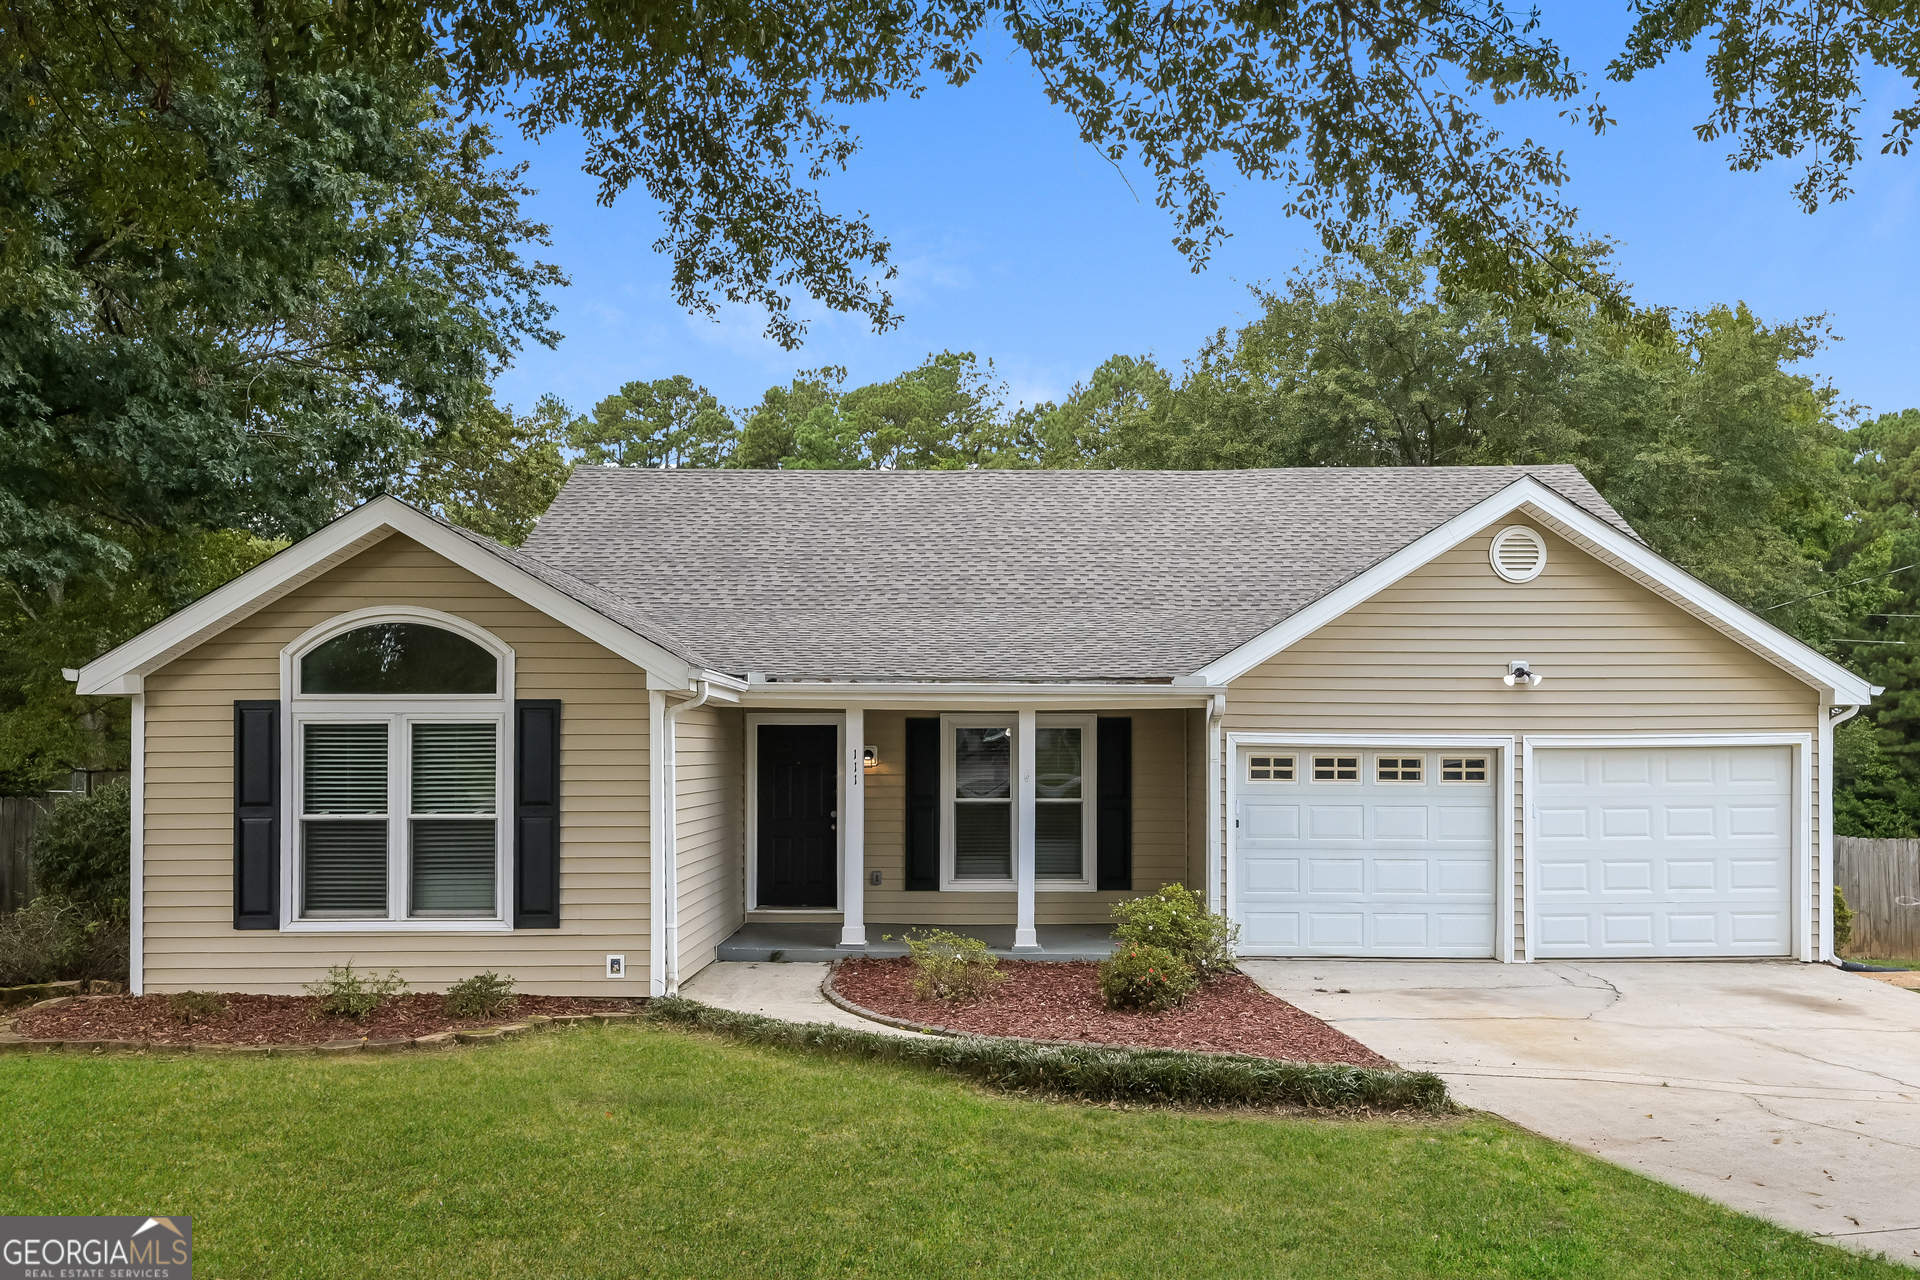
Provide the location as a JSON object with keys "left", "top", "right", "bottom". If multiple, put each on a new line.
{"left": 410, "top": 724, "right": 497, "bottom": 916}
{"left": 1035, "top": 725, "right": 1086, "bottom": 880}
{"left": 953, "top": 726, "right": 1012, "bottom": 879}
{"left": 296, "top": 718, "right": 502, "bottom": 922}
{"left": 301, "top": 723, "right": 390, "bottom": 918}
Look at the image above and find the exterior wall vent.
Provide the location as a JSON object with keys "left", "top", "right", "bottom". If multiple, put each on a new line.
{"left": 1489, "top": 526, "right": 1547, "bottom": 583}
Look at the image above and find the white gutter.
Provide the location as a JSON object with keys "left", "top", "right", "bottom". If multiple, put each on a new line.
{"left": 1821, "top": 703, "right": 1863, "bottom": 963}
{"left": 655, "top": 679, "right": 713, "bottom": 996}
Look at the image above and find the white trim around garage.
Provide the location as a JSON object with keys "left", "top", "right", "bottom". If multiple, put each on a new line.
{"left": 129, "top": 692, "right": 145, "bottom": 996}
{"left": 1520, "top": 733, "right": 1815, "bottom": 963}
{"left": 1226, "top": 732, "right": 1517, "bottom": 963}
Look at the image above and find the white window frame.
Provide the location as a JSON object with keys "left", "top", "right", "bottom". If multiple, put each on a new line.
{"left": 939, "top": 713, "right": 1098, "bottom": 891}
{"left": 279, "top": 607, "right": 514, "bottom": 933}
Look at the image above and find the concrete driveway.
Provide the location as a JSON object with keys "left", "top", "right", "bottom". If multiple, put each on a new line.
{"left": 1242, "top": 959, "right": 1920, "bottom": 1266}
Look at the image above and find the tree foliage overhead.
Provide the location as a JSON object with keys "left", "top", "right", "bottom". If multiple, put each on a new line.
{"left": 0, "top": 0, "right": 562, "bottom": 598}
{"left": 441, "top": 0, "right": 1920, "bottom": 344}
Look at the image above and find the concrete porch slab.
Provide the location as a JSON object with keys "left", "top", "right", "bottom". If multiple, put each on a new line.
{"left": 679, "top": 961, "right": 925, "bottom": 1037}
{"left": 715, "top": 922, "right": 1119, "bottom": 964}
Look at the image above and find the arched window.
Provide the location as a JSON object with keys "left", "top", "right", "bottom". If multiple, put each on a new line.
{"left": 284, "top": 612, "right": 511, "bottom": 930}
{"left": 300, "top": 622, "right": 498, "bottom": 695}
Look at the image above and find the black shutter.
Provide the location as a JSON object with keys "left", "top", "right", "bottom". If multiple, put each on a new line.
{"left": 513, "top": 700, "right": 562, "bottom": 928}
{"left": 905, "top": 717, "right": 940, "bottom": 891}
{"left": 233, "top": 700, "right": 280, "bottom": 929}
{"left": 1097, "top": 717, "right": 1133, "bottom": 891}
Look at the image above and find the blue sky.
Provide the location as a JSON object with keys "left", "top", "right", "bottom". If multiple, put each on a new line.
{"left": 486, "top": 9, "right": 1920, "bottom": 425}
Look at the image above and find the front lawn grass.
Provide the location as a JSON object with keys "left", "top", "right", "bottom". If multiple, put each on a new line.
{"left": 1845, "top": 955, "right": 1920, "bottom": 971}
{"left": 0, "top": 1023, "right": 1905, "bottom": 1278}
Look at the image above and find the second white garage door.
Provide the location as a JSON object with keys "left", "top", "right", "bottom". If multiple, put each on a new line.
{"left": 1236, "top": 748, "right": 1498, "bottom": 957}
{"left": 1529, "top": 745, "right": 1795, "bottom": 958}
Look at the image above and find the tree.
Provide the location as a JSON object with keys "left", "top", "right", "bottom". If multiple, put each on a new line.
{"left": 727, "top": 353, "right": 1018, "bottom": 469}
{"left": 402, "top": 397, "right": 574, "bottom": 546}
{"left": 734, "top": 371, "right": 852, "bottom": 469}
{"left": 1, "top": 0, "right": 562, "bottom": 605}
{"left": 570, "top": 378, "right": 739, "bottom": 470}
{"left": 442, "top": 0, "right": 1920, "bottom": 344}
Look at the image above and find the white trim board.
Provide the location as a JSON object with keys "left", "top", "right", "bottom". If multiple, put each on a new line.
{"left": 1520, "top": 732, "right": 1814, "bottom": 964}
{"left": 70, "top": 496, "right": 697, "bottom": 696}
{"left": 1225, "top": 733, "right": 1516, "bottom": 963}
{"left": 1183, "top": 477, "right": 1876, "bottom": 706}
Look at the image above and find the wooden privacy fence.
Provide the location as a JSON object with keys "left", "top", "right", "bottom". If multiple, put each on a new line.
{"left": 0, "top": 772, "right": 129, "bottom": 914}
{"left": 1835, "top": 837, "right": 1920, "bottom": 960}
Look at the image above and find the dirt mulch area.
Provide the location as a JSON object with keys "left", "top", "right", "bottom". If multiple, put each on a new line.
{"left": 831, "top": 959, "right": 1392, "bottom": 1068}
{"left": 12, "top": 993, "right": 640, "bottom": 1046}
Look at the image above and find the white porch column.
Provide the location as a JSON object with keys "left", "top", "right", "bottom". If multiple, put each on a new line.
{"left": 840, "top": 706, "right": 867, "bottom": 948}
{"left": 1014, "top": 706, "right": 1039, "bottom": 950}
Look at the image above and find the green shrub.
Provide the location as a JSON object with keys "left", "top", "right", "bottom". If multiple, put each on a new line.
{"left": 445, "top": 971, "right": 517, "bottom": 1019}
{"left": 1833, "top": 884, "right": 1856, "bottom": 953}
{"left": 31, "top": 781, "right": 131, "bottom": 914}
{"left": 304, "top": 963, "right": 408, "bottom": 1020}
{"left": 648, "top": 997, "right": 1451, "bottom": 1113}
{"left": 168, "top": 991, "right": 228, "bottom": 1025}
{"left": 1110, "top": 883, "right": 1239, "bottom": 981}
{"left": 1098, "top": 944, "right": 1200, "bottom": 1011}
{"left": 892, "top": 928, "right": 1006, "bottom": 1002}
{"left": 0, "top": 895, "right": 129, "bottom": 987}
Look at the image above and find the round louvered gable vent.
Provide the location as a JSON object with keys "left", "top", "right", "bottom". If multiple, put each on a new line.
{"left": 1489, "top": 526, "right": 1547, "bottom": 582}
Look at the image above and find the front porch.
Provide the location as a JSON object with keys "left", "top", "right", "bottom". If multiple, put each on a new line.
{"left": 715, "top": 921, "right": 1122, "bottom": 964}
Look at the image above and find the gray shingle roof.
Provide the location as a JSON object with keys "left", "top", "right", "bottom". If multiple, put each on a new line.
{"left": 518, "top": 465, "right": 1636, "bottom": 681}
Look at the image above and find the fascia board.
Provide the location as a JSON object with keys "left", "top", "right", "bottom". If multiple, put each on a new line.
{"left": 73, "top": 497, "right": 693, "bottom": 695}
{"left": 741, "top": 682, "right": 1212, "bottom": 711}
{"left": 1188, "top": 477, "right": 1876, "bottom": 705}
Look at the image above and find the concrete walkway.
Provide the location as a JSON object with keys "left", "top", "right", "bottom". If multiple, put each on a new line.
{"left": 679, "top": 961, "right": 924, "bottom": 1038}
{"left": 1242, "top": 959, "right": 1920, "bottom": 1267}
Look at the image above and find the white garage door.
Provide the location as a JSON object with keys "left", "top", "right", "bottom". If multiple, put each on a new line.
{"left": 1235, "top": 748, "right": 1498, "bottom": 956}
{"left": 1530, "top": 746, "right": 1794, "bottom": 958}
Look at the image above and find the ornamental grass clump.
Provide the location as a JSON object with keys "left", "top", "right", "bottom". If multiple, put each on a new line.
{"left": 1110, "top": 883, "right": 1240, "bottom": 982}
{"left": 1098, "top": 944, "right": 1199, "bottom": 1011}
{"left": 894, "top": 928, "right": 1006, "bottom": 1002}
{"left": 167, "top": 991, "right": 228, "bottom": 1026}
{"left": 305, "top": 963, "right": 408, "bottom": 1020}
{"left": 445, "top": 971, "right": 518, "bottom": 1019}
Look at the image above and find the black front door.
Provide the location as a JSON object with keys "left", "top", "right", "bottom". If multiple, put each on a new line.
{"left": 757, "top": 724, "right": 838, "bottom": 908}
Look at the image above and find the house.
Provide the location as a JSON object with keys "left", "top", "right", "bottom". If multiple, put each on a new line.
{"left": 69, "top": 466, "right": 1876, "bottom": 997}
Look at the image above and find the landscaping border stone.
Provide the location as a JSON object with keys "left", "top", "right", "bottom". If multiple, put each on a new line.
{"left": 0, "top": 1002, "right": 647, "bottom": 1059}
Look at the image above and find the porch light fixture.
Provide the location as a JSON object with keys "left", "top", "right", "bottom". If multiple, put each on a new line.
{"left": 862, "top": 745, "right": 879, "bottom": 770}
{"left": 1503, "top": 660, "right": 1544, "bottom": 688}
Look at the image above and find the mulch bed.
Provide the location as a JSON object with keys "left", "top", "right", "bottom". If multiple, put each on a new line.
{"left": 12, "top": 993, "right": 640, "bottom": 1046}
{"left": 831, "top": 959, "right": 1392, "bottom": 1068}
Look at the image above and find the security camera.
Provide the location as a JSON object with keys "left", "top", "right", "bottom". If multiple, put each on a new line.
{"left": 1503, "top": 660, "right": 1544, "bottom": 688}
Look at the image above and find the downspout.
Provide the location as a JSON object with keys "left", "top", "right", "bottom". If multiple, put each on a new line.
{"left": 1205, "top": 692, "right": 1226, "bottom": 917}
{"left": 1821, "top": 703, "right": 1861, "bottom": 964}
{"left": 659, "top": 679, "right": 713, "bottom": 996}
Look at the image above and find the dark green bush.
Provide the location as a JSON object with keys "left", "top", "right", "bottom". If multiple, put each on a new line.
{"left": 1098, "top": 944, "right": 1199, "bottom": 1011}
{"left": 31, "top": 780, "right": 131, "bottom": 913}
{"left": 648, "top": 997, "right": 1450, "bottom": 1113}
{"left": 1833, "top": 885, "right": 1856, "bottom": 953}
{"left": 304, "top": 964, "right": 408, "bottom": 1020}
{"left": 1110, "top": 884, "right": 1239, "bottom": 982}
{"left": 445, "top": 971, "right": 517, "bottom": 1019}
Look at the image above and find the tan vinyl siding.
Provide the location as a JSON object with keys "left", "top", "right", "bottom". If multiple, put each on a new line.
{"left": 142, "top": 534, "right": 651, "bottom": 995}
{"left": 852, "top": 709, "right": 1190, "bottom": 926}
{"left": 674, "top": 704, "right": 744, "bottom": 983}
{"left": 1225, "top": 523, "right": 1822, "bottom": 954}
